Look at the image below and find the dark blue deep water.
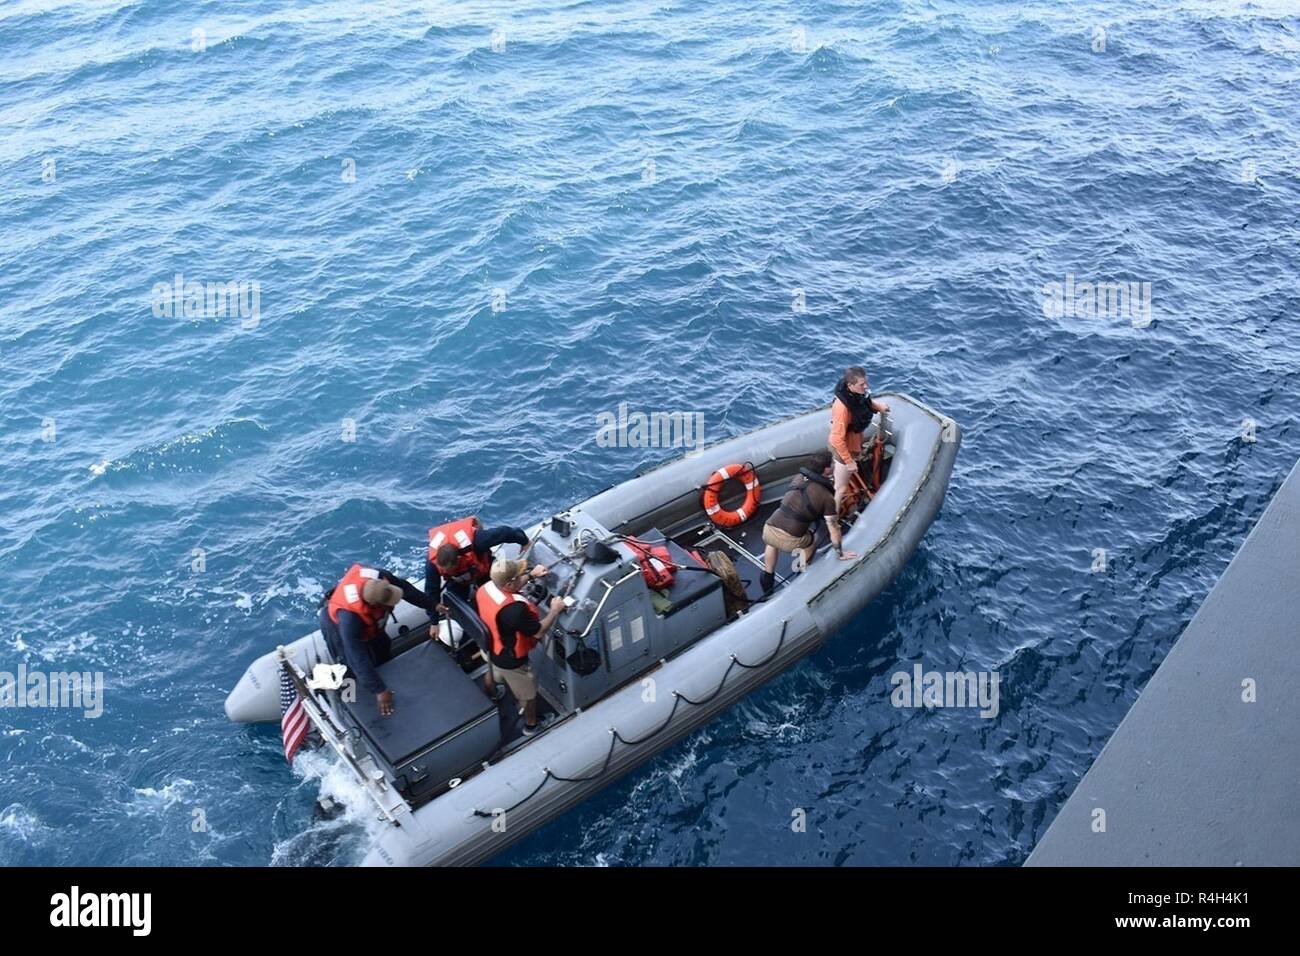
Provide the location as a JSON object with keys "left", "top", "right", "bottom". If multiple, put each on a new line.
{"left": 2, "top": 0, "right": 1298, "bottom": 866}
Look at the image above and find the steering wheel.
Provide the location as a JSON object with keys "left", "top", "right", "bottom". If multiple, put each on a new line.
{"left": 523, "top": 578, "right": 551, "bottom": 605}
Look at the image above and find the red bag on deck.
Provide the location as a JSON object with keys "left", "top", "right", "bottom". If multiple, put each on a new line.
{"left": 624, "top": 538, "right": 676, "bottom": 590}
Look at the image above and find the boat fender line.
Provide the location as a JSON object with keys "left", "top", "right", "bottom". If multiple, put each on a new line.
{"left": 471, "top": 620, "right": 790, "bottom": 818}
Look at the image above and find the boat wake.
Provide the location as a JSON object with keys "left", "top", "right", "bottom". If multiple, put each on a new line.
{"left": 269, "top": 749, "right": 386, "bottom": 867}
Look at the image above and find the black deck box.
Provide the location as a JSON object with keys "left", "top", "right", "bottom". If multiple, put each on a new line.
{"left": 343, "top": 641, "right": 501, "bottom": 803}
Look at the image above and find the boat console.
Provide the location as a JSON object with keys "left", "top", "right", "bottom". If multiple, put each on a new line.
{"left": 516, "top": 508, "right": 728, "bottom": 712}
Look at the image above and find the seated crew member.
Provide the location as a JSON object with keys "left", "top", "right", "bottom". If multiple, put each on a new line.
{"left": 475, "top": 558, "right": 565, "bottom": 736}
{"left": 318, "top": 564, "right": 435, "bottom": 718}
{"left": 759, "top": 450, "right": 857, "bottom": 594}
{"left": 830, "top": 365, "right": 891, "bottom": 513}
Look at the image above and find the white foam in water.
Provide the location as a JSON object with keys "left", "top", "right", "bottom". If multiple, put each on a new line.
{"left": 269, "top": 748, "right": 388, "bottom": 866}
{"left": 36, "top": 628, "right": 98, "bottom": 662}
{"left": 0, "top": 804, "right": 52, "bottom": 847}
{"left": 295, "top": 749, "right": 377, "bottom": 822}
{"left": 128, "top": 778, "right": 197, "bottom": 816}
{"left": 258, "top": 576, "right": 325, "bottom": 604}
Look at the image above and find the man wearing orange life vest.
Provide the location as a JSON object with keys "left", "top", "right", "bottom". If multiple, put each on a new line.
{"left": 830, "top": 365, "right": 891, "bottom": 513}
{"left": 425, "top": 516, "right": 537, "bottom": 615}
{"left": 319, "top": 564, "right": 435, "bottom": 717}
{"left": 475, "top": 558, "right": 566, "bottom": 735}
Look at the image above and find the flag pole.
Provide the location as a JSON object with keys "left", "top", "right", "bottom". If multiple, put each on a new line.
{"left": 275, "top": 646, "right": 410, "bottom": 826}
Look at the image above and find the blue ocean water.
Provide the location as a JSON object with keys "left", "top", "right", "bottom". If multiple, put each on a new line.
{"left": 1, "top": 0, "right": 1298, "bottom": 867}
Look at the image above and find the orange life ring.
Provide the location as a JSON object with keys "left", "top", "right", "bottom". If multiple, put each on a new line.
{"left": 701, "top": 463, "right": 761, "bottom": 527}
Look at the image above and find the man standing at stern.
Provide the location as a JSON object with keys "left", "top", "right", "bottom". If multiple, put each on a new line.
{"left": 830, "top": 365, "right": 890, "bottom": 513}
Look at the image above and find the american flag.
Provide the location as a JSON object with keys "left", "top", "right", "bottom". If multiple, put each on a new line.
{"left": 279, "top": 662, "right": 310, "bottom": 763}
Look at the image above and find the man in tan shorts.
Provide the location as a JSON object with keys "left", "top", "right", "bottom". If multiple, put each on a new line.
{"left": 830, "top": 365, "right": 891, "bottom": 513}
{"left": 474, "top": 558, "right": 566, "bottom": 735}
{"left": 759, "top": 451, "right": 857, "bottom": 594}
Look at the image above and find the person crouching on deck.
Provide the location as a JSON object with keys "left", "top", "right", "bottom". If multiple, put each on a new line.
{"left": 758, "top": 451, "right": 858, "bottom": 594}
{"left": 425, "top": 516, "right": 536, "bottom": 613}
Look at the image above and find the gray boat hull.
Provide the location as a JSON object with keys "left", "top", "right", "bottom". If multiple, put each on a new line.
{"left": 359, "top": 393, "right": 960, "bottom": 866}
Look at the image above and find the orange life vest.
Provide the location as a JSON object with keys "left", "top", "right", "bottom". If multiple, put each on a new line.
{"left": 475, "top": 580, "right": 540, "bottom": 666}
{"left": 428, "top": 517, "right": 492, "bottom": 583}
{"left": 327, "top": 564, "right": 388, "bottom": 640}
{"left": 623, "top": 537, "right": 677, "bottom": 590}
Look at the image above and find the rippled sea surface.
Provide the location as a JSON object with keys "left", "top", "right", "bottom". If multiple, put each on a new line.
{"left": 2, "top": 0, "right": 1298, "bottom": 866}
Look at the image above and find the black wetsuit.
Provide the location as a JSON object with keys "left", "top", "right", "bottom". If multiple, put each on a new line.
{"left": 769, "top": 470, "right": 837, "bottom": 537}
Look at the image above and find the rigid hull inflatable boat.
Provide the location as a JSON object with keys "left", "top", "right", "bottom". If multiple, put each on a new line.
{"left": 224, "top": 393, "right": 960, "bottom": 866}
